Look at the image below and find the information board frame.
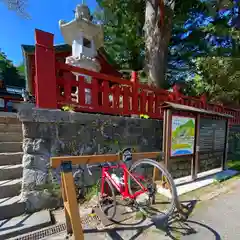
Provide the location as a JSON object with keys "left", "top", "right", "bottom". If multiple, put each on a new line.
{"left": 161, "top": 101, "right": 232, "bottom": 181}
{"left": 170, "top": 115, "right": 196, "bottom": 157}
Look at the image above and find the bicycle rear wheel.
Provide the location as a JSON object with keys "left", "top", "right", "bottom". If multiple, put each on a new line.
{"left": 97, "top": 177, "right": 116, "bottom": 220}
{"left": 128, "top": 158, "right": 178, "bottom": 221}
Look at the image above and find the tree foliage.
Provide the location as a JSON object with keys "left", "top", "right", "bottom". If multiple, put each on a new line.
{"left": 181, "top": 1, "right": 240, "bottom": 105}
{"left": 189, "top": 56, "right": 240, "bottom": 105}
{"left": 0, "top": 50, "right": 25, "bottom": 88}
{"left": 95, "top": 0, "right": 145, "bottom": 71}
{"left": 95, "top": 0, "right": 240, "bottom": 106}
{"left": 95, "top": 1, "right": 234, "bottom": 80}
{"left": 0, "top": 0, "right": 29, "bottom": 18}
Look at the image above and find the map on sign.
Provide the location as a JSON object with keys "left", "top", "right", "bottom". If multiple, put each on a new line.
{"left": 171, "top": 115, "right": 195, "bottom": 157}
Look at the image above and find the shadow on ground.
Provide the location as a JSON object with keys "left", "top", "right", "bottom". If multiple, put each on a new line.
{"left": 81, "top": 200, "right": 222, "bottom": 240}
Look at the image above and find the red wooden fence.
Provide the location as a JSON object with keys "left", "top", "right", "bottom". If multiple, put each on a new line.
{"left": 34, "top": 29, "right": 240, "bottom": 125}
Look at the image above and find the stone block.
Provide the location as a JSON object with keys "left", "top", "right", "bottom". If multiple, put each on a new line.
{"left": 171, "top": 163, "right": 178, "bottom": 171}
{"left": 22, "top": 168, "right": 48, "bottom": 191}
{"left": 58, "top": 123, "right": 80, "bottom": 139}
{"left": 22, "top": 190, "right": 61, "bottom": 212}
{"left": 23, "top": 138, "right": 51, "bottom": 155}
{"left": 22, "top": 154, "right": 49, "bottom": 171}
{"left": 178, "top": 163, "right": 185, "bottom": 170}
{"left": 128, "top": 126, "right": 142, "bottom": 136}
{"left": 22, "top": 122, "right": 56, "bottom": 139}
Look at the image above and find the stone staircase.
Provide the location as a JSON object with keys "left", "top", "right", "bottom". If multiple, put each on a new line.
{"left": 0, "top": 114, "right": 25, "bottom": 220}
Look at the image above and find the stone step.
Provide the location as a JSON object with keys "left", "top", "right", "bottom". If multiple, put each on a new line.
{"left": 0, "top": 152, "right": 23, "bottom": 166}
{"left": 0, "top": 179, "right": 22, "bottom": 199}
{"left": 0, "top": 123, "right": 22, "bottom": 133}
{"left": 0, "top": 195, "right": 25, "bottom": 220}
{"left": 0, "top": 114, "right": 19, "bottom": 124}
{"left": 0, "top": 142, "right": 22, "bottom": 153}
{"left": 0, "top": 132, "right": 22, "bottom": 142}
{"left": 0, "top": 164, "right": 22, "bottom": 181}
{"left": 0, "top": 210, "right": 52, "bottom": 240}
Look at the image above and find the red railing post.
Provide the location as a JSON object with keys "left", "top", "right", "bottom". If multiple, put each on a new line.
{"left": 91, "top": 78, "right": 100, "bottom": 110}
{"left": 35, "top": 29, "right": 57, "bottom": 108}
{"left": 200, "top": 94, "right": 207, "bottom": 109}
{"left": 172, "top": 84, "right": 182, "bottom": 103}
{"left": 131, "top": 71, "right": 139, "bottom": 114}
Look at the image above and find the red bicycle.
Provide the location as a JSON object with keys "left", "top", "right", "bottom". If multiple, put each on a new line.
{"left": 94, "top": 148, "right": 178, "bottom": 221}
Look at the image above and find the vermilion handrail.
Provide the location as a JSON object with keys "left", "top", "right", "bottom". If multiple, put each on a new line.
{"left": 34, "top": 29, "right": 240, "bottom": 125}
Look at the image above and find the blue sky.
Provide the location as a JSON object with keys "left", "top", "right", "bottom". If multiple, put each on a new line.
{"left": 0, "top": 0, "right": 97, "bottom": 66}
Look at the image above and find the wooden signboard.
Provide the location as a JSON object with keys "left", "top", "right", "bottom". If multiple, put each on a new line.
{"left": 198, "top": 118, "right": 227, "bottom": 172}
{"left": 199, "top": 118, "right": 226, "bottom": 152}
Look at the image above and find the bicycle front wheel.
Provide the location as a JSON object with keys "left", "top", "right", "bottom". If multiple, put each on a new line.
{"left": 128, "top": 158, "right": 178, "bottom": 220}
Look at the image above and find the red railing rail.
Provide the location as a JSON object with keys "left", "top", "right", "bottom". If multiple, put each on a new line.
{"left": 34, "top": 29, "right": 240, "bottom": 125}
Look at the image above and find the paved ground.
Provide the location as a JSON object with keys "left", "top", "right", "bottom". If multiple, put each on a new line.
{"left": 46, "top": 178, "right": 240, "bottom": 240}
{"left": 180, "top": 179, "right": 240, "bottom": 240}
{"left": 144, "top": 178, "right": 240, "bottom": 240}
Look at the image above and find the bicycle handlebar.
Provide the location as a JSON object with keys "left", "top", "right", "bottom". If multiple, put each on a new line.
{"left": 85, "top": 162, "right": 115, "bottom": 176}
{"left": 74, "top": 148, "right": 133, "bottom": 178}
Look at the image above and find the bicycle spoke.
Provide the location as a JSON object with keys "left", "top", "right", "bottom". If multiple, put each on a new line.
{"left": 128, "top": 159, "right": 177, "bottom": 220}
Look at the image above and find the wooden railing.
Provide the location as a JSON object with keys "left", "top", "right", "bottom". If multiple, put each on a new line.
{"left": 34, "top": 29, "right": 240, "bottom": 125}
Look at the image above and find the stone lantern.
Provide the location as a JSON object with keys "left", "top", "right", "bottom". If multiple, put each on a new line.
{"left": 59, "top": 3, "right": 104, "bottom": 104}
{"left": 59, "top": 4, "right": 104, "bottom": 74}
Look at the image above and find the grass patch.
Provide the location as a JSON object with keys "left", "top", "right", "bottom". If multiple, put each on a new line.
{"left": 84, "top": 184, "right": 98, "bottom": 202}
{"left": 135, "top": 211, "right": 145, "bottom": 220}
{"left": 227, "top": 159, "right": 240, "bottom": 171}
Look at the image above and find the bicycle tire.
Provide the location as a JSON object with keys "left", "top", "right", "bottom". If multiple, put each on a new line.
{"left": 96, "top": 177, "right": 116, "bottom": 220}
{"left": 128, "top": 158, "right": 178, "bottom": 220}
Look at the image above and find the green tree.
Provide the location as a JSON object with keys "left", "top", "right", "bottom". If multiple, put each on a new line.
{"left": 95, "top": 0, "right": 235, "bottom": 88}
{"left": 180, "top": 1, "right": 240, "bottom": 105}
{"left": 0, "top": 50, "right": 25, "bottom": 88}
{"left": 95, "top": 0, "right": 145, "bottom": 71}
{"left": 188, "top": 56, "right": 240, "bottom": 106}
{"left": 17, "top": 62, "right": 25, "bottom": 78}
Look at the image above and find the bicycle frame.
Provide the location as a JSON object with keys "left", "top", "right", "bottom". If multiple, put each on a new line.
{"left": 100, "top": 163, "right": 148, "bottom": 199}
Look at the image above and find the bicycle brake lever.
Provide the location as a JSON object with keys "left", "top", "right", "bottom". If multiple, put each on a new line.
{"left": 86, "top": 164, "right": 93, "bottom": 176}
{"left": 73, "top": 169, "right": 82, "bottom": 181}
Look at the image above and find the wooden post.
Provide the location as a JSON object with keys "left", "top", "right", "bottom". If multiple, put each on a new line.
{"left": 162, "top": 109, "right": 167, "bottom": 169}
{"left": 153, "top": 108, "right": 171, "bottom": 181}
{"left": 61, "top": 174, "right": 72, "bottom": 234}
{"left": 35, "top": 29, "right": 57, "bottom": 109}
{"left": 164, "top": 109, "right": 172, "bottom": 170}
{"left": 193, "top": 113, "right": 200, "bottom": 180}
{"left": 61, "top": 162, "right": 84, "bottom": 240}
{"left": 223, "top": 119, "right": 229, "bottom": 170}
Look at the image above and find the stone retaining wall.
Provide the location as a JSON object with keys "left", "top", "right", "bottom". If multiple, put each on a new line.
{"left": 17, "top": 106, "right": 240, "bottom": 211}
{"left": 18, "top": 107, "right": 163, "bottom": 211}
{"left": 199, "top": 152, "right": 223, "bottom": 172}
